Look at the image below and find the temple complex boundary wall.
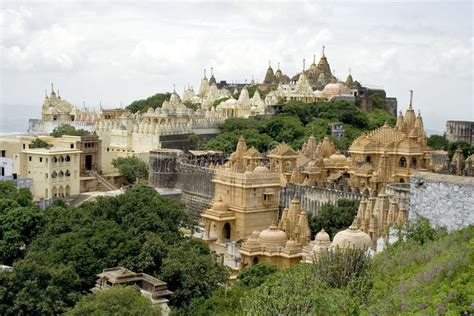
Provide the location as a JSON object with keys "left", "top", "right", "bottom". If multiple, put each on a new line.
{"left": 410, "top": 172, "right": 474, "bottom": 231}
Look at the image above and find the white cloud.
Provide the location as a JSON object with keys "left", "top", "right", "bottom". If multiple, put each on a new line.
{"left": 0, "top": 0, "right": 472, "bottom": 132}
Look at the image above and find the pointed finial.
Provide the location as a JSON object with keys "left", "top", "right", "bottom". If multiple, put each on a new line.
{"left": 269, "top": 60, "right": 271, "bottom": 68}
{"left": 322, "top": 45, "right": 325, "bottom": 57}
{"left": 173, "top": 84, "right": 176, "bottom": 92}
{"left": 203, "top": 69, "right": 206, "bottom": 78}
{"left": 349, "top": 68, "right": 351, "bottom": 75}
{"left": 303, "top": 59, "right": 306, "bottom": 71}
{"left": 57, "top": 90, "right": 60, "bottom": 97}
{"left": 418, "top": 110, "right": 421, "bottom": 116}
{"left": 51, "top": 83, "right": 54, "bottom": 92}
{"left": 277, "top": 62, "right": 280, "bottom": 70}
{"left": 313, "top": 54, "right": 316, "bottom": 64}
{"left": 211, "top": 67, "right": 214, "bottom": 76}
{"left": 409, "top": 89, "right": 413, "bottom": 106}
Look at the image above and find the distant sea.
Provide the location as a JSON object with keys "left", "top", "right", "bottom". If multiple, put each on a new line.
{"left": 0, "top": 104, "right": 40, "bottom": 135}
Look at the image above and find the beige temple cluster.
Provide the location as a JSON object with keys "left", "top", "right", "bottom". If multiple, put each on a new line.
{"left": 201, "top": 137, "right": 377, "bottom": 270}
{"left": 266, "top": 95, "right": 433, "bottom": 196}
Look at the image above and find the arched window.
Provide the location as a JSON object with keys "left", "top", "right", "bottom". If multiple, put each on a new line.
{"left": 366, "top": 156, "right": 372, "bottom": 163}
{"left": 51, "top": 171, "right": 57, "bottom": 178}
{"left": 411, "top": 157, "right": 417, "bottom": 168}
{"left": 399, "top": 157, "right": 407, "bottom": 168}
{"left": 65, "top": 170, "right": 71, "bottom": 177}
{"left": 58, "top": 156, "right": 64, "bottom": 162}
{"left": 53, "top": 156, "right": 58, "bottom": 163}
{"left": 59, "top": 171, "right": 64, "bottom": 177}
{"left": 252, "top": 257, "right": 259, "bottom": 265}
{"left": 65, "top": 155, "right": 71, "bottom": 162}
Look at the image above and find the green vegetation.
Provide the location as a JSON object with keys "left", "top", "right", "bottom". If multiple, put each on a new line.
{"left": 29, "top": 138, "right": 51, "bottom": 149}
{"left": 50, "top": 124, "right": 91, "bottom": 137}
{"left": 127, "top": 93, "right": 171, "bottom": 113}
{"left": 67, "top": 286, "right": 159, "bottom": 315}
{"left": 193, "top": 219, "right": 473, "bottom": 315}
{"left": 427, "top": 134, "right": 474, "bottom": 159}
{"left": 203, "top": 100, "right": 396, "bottom": 154}
{"left": 112, "top": 155, "right": 148, "bottom": 184}
{"left": 308, "top": 199, "right": 359, "bottom": 238}
{"left": 0, "top": 184, "right": 228, "bottom": 315}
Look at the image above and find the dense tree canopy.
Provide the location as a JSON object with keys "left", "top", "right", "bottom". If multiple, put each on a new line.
{"left": 50, "top": 124, "right": 91, "bottom": 137}
{"left": 67, "top": 286, "right": 159, "bottom": 316}
{"left": 308, "top": 199, "right": 359, "bottom": 238}
{"left": 203, "top": 100, "right": 396, "bottom": 153}
{"left": 112, "top": 155, "right": 148, "bottom": 184}
{"left": 0, "top": 185, "right": 229, "bottom": 314}
{"left": 127, "top": 93, "right": 171, "bottom": 113}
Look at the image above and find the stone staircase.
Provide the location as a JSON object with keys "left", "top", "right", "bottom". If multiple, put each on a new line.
{"left": 87, "top": 170, "right": 118, "bottom": 191}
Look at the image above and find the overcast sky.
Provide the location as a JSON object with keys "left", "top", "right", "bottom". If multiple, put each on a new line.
{"left": 1, "top": 0, "right": 472, "bottom": 132}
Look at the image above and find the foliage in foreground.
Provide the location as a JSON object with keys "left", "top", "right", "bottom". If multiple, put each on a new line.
{"left": 66, "top": 286, "right": 159, "bottom": 316}
{"left": 195, "top": 223, "right": 473, "bottom": 315}
{"left": 29, "top": 138, "right": 51, "bottom": 149}
{"left": 0, "top": 185, "right": 228, "bottom": 315}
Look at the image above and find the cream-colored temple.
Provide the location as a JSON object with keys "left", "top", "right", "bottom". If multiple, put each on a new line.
{"left": 201, "top": 137, "right": 281, "bottom": 255}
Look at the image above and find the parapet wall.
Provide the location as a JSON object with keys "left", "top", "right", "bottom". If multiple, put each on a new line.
{"left": 410, "top": 172, "right": 474, "bottom": 231}
{"left": 280, "top": 183, "right": 363, "bottom": 215}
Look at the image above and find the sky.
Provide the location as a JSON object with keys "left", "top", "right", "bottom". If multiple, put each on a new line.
{"left": 0, "top": 0, "right": 473, "bottom": 133}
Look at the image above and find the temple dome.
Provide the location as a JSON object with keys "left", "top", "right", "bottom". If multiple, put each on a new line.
{"left": 211, "top": 196, "right": 228, "bottom": 213}
{"left": 254, "top": 165, "right": 270, "bottom": 173}
{"left": 257, "top": 224, "right": 287, "bottom": 248}
{"left": 314, "top": 228, "right": 330, "bottom": 243}
{"left": 329, "top": 151, "right": 347, "bottom": 163}
{"left": 321, "top": 82, "right": 351, "bottom": 97}
{"left": 332, "top": 221, "right": 371, "bottom": 250}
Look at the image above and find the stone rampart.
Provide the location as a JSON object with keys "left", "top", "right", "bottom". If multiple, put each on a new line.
{"left": 410, "top": 172, "right": 474, "bottom": 231}
{"left": 280, "top": 183, "right": 363, "bottom": 215}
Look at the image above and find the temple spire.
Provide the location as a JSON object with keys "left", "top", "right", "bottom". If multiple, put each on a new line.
{"left": 322, "top": 45, "right": 325, "bottom": 57}
{"left": 409, "top": 89, "right": 413, "bottom": 107}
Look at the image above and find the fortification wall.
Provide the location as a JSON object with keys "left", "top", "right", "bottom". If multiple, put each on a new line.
{"left": 280, "top": 183, "right": 363, "bottom": 215}
{"left": 410, "top": 172, "right": 474, "bottom": 231}
{"left": 176, "top": 163, "right": 216, "bottom": 218}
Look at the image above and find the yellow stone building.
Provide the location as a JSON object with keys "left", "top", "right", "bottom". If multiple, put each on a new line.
{"left": 19, "top": 147, "right": 81, "bottom": 200}
{"left": 239, "top": 196, "right": 311, "bottom": 269}
{"left": 201, "top": 137, "right": 281, "bottom": 255}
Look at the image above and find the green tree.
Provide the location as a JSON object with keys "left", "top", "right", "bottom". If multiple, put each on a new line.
{"left": 50, "top": 124, "right": 91, "bottom": 137}
{"left": 127, "top": 93, "right": 171, "bottom": 113}
{"left": 427, "top": 134, "right": 449, "bottom": 150}
{"left": 308, "top": 199, "right": 359, "bottom": 238}
{"left": 366, "top": 108, "right": 396, "bottom": 130}
{"left": 29, "top": 138, "right": 51, "bottom": 148}
{"left": 259, "top": 115, "right": 305, "bottom": 148}
{"left": 67, "top": 286, "right": 159, "bottom": 316}
{"left": 237, "top": 263, "right": 277, "bottom": 288}
{"left": 370, "top": 92, "right": 385, "bottom": 109}
{"left": 218, "top": 117, "right": 261, "bottom": 133}
{"left": 160, "top": 239, "right": 229, "bottom": 308}
{"left": 112, "top": 156, "right": 148, "bottom": 184}
{"left": 280, "top": 101, "right": 314, "bottom": 125}
{"left": 448, "top": 141, "right": 474, "bottom": 159}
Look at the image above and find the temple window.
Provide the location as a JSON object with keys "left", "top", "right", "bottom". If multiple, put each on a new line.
{"left": 411, "top": 157, "right": 417, "bottom": 168}
{"left": 65, "top": 155, "right": 71, "bottom": 162}
{"left": 51, "top": 171, "right": 57, "bottom": 178}
{"left": 366, "top": 156, "right": 371, "bottom": 163}
{"left": 399, "top": 157, "right": 407, "bottom": 168}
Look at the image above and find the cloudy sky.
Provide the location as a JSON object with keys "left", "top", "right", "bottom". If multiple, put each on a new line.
{"left": 1, "top": 0, "right": 472, "bottom": 132}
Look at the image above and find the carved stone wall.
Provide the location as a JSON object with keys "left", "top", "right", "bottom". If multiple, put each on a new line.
{"left": 280, "top": 183, "right": 363, "bottom": 215}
